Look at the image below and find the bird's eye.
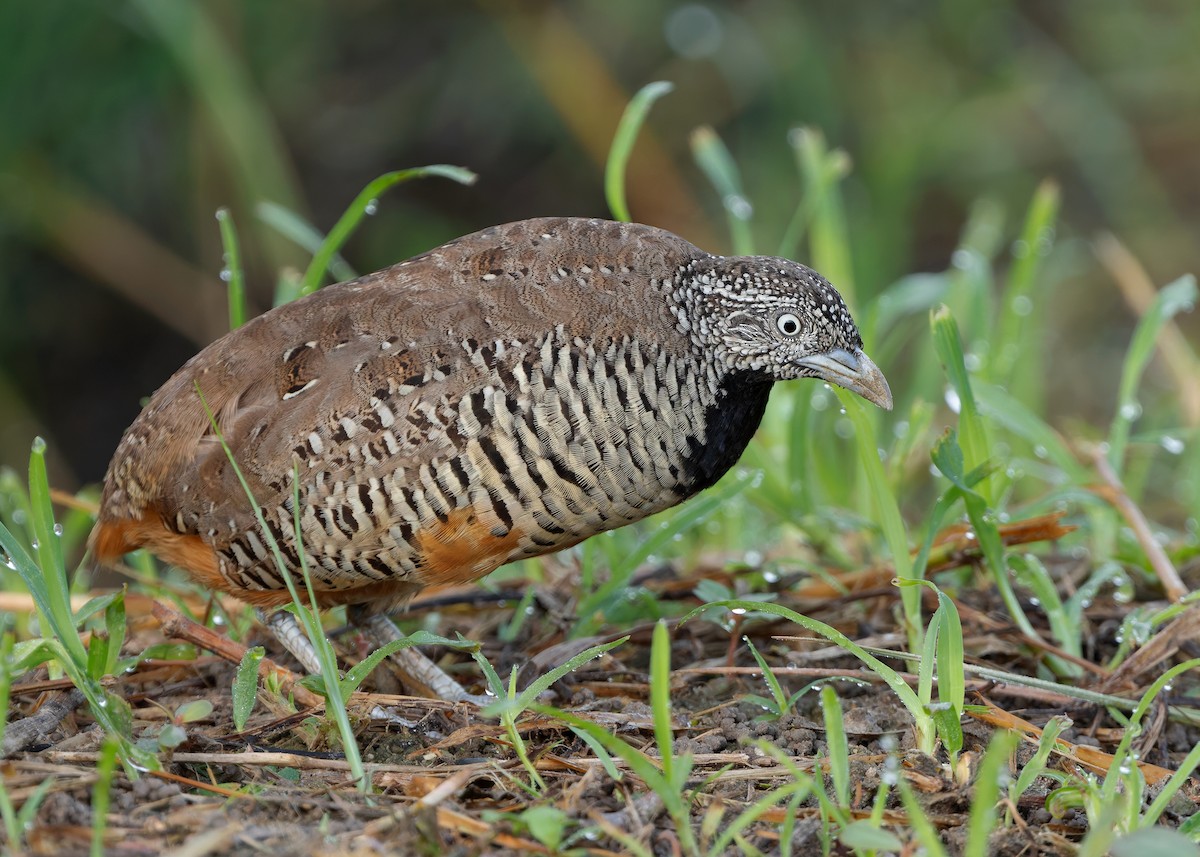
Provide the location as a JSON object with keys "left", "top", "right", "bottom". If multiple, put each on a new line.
{"left": 776, "top": 313, "right": 802, "bottom": 336}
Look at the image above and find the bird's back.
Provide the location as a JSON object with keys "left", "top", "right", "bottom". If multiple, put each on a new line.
{"left": 91, "top": 217, "right": 752, "bottom": 610}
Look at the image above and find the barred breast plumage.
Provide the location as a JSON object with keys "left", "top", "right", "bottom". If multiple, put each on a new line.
{"left": 90, "top": 216, "right": 891, "bottom": 700}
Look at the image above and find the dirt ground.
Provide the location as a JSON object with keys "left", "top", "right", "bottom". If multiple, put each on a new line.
{"left": 6, "top": 537, "right": 1200, "bottom": 856}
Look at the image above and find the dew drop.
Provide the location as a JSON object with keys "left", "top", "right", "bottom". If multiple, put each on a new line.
{"left": 29, "top": 539, "right": 39, "bottom": 550}
{"left": 219, "top": 268, "right": 233, "bottom": 282}
{"left": 723, "top": 194, "right": 753, "bottom": 220}
{"left": 1161, "top": 436, "right": 1185, "bottom": 455}
{"left": 53, "top": 523, "right": 64, "bottom": 537}
{"left": 1119, "top": 401, "right": 1142, "bottom": 421}
{"left": 944, "top": 387, "right": 962, "bottom": 414}
{"left": 1011, "top": 295, "right": 1033, "bottom": 316}
{"left": 364, "top": 199, "right": 379, "bottom": 215}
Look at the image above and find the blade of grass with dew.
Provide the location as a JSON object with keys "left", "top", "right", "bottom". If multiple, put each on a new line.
{"left": 256, "top": 200, "right": 357, "bottom": 283}
{"left": 215, "top": 207, "right": 246, "bottom": 330}
{"left": 533, "top": 702, "right": 698, "bottom": 853}
{"left": 685, "top": 599, "right": 936, "bottom": 753}
{"left": 992, "top": 180, "right": 1060, "bottom": 386}
{"left": 897, "top": 780, "right": 949, "bottom": 857}
{"left": 931, "top": 305, "right": 992, "bottom": 500}
{"left": 480, "top": 636, "right": 628, "bottom": 721}
{"left": 690, "top": 125, "right": 754, "bottom": 255}
{"left": 963, "top": 729, "right": 1019, "bottom": 857}
{"left": 649, "top": 620, "right": 676, "bottom": 787}
{"left": 26, "top": 439, "right": 77, "bottom": 661}
{"left": 604, "top": 80, "right": 674, "bottom": 223}
{"left": 90, "top": 736, "right": 119, "bottom": 857}
{"left": 974, "top": 381, "right": 1090, "bottom": 483}
{"left": 778, "top": 127, "right": 851, "bottom": 261}
{"left": 299, "top": 165, "right": 477, "bottom": 296}
{"left": 705, "top": 779, "right": 813, "bottom": 857}
{"left": 1107, "top": 274, "right": 1198, "bottom": 472}
{"left": 789, "top": 128, "right": 854, "bottom": 300}
{"left": 194, "top": 384, "right": 368, "bottom": 789}
{"left": 1101, "top": 657, "right": 1200, "bottom": 803}
{"left": 0, "top": 443, "right": 153, "bottom": 770}
{"left": 1010, "top": 714, "right": 1072, "bottom": 807}
{"left": 342, "top": 630, "right": 478, "bottom": 699}
{"left": 835, "top": 390, "right": 919, "bottom": 648}
{"left": 931, "top": 429, "right": 1042, "bottom": 644}
{"left": 821, "top": 685, "right": 850, "bottom": 807}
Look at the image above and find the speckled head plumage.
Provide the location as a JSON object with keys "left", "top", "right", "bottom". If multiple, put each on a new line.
{"left": 671, "top": 255, "right": 891, "bottom": 407}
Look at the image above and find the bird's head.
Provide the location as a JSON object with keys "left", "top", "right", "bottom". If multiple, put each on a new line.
{"left": 672, "top": 256, "right": 892, "bottom": 410}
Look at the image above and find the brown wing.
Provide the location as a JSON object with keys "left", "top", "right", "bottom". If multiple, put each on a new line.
{"left": 91, "top": 217, "right": 706, "bottom": 605}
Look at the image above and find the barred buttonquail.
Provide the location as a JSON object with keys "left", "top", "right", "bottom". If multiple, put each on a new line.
{"left": 90, "top": 217, "right": 891, "bottom": 701}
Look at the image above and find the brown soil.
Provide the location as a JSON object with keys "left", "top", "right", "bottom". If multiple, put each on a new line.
{"left": 6, "top": 544, "right": 1200, "bottom": 856}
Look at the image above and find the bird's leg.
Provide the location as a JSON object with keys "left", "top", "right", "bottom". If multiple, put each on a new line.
{"left": 260, "top": 609, "right": 323, "bottom": 674}
{"left": 356, "top": 611, "right": 489, "bottom": 704}
{"left": 261, "top": 608, "right": 486, "bottom": 704}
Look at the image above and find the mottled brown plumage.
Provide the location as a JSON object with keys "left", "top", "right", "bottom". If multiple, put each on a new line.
{"left": 90, "top": 217, "right": 890, "bottom": 700}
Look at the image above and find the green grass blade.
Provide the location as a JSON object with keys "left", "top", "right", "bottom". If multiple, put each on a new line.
{"left": 1010, "top": 714, "right": 1071, "bottom": 802}
{"left": 821, "top": 685, "right": 850, "bottom": 807}
{"left": 215, "top": 207, "right": 247, "bottom": 330}
{"left": 299, "top": 165, "right": 477, "bottom": 296}
{"left": 604, "top": 81, "right": 674, "bottom": 223}
{"left": 690, "top": 125, "right": 754, "bottom": 255}
{"left": 90, "top": 736, "right": 120, "bottom": 857}
{"left": 685, "top": 599, "right": 934, "bottom": 753}
{"left": 790, "top": 128, "right": 855, "bottom": 301}
{"left": 964, "top": 730, "right": 1019, "bottom": 857}
{"left": 897, "top": 780, "right": 949, "bottom": 857}
{"left": 256, "top": 201, "right": 358, "bottom": 283}
{"left": 649, "top": 620, "right": 675, "bottom": 787}
{"left": 1107, "top": 274, "right": 1198, "bottom": 471}
{"left": 992, "top": 180, "right": 1060, "bottom": 385}
{"left": 931, "top": 306, "right": 991, "bottom": 499}
{"left": 515, "top": 636, "right": 628, "bottom": 712}
{"left": 744, "top": 635, "right": 787, "bottom": 714}
{"left": 933, "top": 589, "right": 965, "bottom": 715}
{"left": 705, "top": 780, "right": 812, "bottom": 857}
{"left": 835, "top": 390, "right": 918, "bottom": 647}
{"left": 974, "top": 381, "right": 1090, "bottom": 483}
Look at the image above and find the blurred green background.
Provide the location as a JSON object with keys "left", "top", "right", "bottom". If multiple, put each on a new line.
{"left": 1, "top": 0, "right": 1197, "bottom": 495}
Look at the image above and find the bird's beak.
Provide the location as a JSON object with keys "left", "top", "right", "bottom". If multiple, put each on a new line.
{"left": 798, "top": 348, "right": 893, "bottom": 411}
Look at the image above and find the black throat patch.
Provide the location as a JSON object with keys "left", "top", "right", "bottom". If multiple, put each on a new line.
{"left": 681, "top": 371, "right": 773, "bottom": 494}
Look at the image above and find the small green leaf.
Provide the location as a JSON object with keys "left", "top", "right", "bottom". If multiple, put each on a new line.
{"left": 175, "top": 698, "right": 213, "bottom": 724}
{"left": 1109, "top": 828, "right": 1200, "bottom": 857}
{"left": 157, "top": 723, "right": 188, "bottom": 750}
{"left": 839, "top": 820, "right": 904, "bottom": 851}
{"left": 519, "top": 805, "right": 568, "bottom": 849}
{"left": 233, "top": 646, "right": 265, "bottom": 732}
